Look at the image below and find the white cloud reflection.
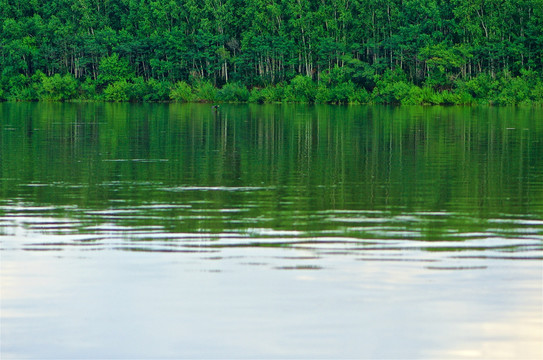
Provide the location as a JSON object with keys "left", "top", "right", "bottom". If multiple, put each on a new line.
{"left": 1, "top": 246, "right": 542, "bottom": 359}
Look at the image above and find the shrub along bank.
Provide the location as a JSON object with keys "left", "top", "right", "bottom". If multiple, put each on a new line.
{"left": 3, "top": 67, "right": 542, "bottom": 105}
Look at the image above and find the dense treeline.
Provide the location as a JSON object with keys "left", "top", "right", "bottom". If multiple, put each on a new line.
{"left": 1, "top": 0, "right": 542, "bottom": 104}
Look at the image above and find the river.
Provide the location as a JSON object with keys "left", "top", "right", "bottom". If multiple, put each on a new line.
{"left": 1, "top": 103, "right": 542, "bottom": 358}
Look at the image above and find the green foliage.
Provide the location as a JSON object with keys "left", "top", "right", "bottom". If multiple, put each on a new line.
{"left": 316, "top": 81, "right": 367, "bottom": 104}
{"left": 0, "top": 1, "right": 541, "bottom": 105}
{"left": 419, "top": 43, "right": 470, "bottom": 89}
{"left": 320, "top": 65, "right": 352, "bottom": 87}
{"left": 103, "top": 80, "right": 132, "bottom": 102}
{"left": 341, "top": 57, "right": 376, "bottom": 90}
{"left": 193, "top": 81, "right": 217, "bottom": 102}
{"left": 315, "top": 85, "right": 333, "bottom": 104}
{"left": 531, "top": 83, "right": 543, "bottom": 105}
{"left": 332, "top": 81, "right": 355, "bottom": 104}
{"left": 80, "top": 78, "right": 98, "bottom": 100}
{"left": 41, "top": 74, "right": 79, "bottom": 101}
{"left": 454, "top": 90, "right": 475, "bottom": 105}
{"left": 285, "top": 76, "right": 317, "bottom": 103}
{"left": 144, "top": 79, "right": 170, "bottom": 102}
{"left": 493, "top": 70, "right": 543, "bottom": 105}
{"left": 401, "top": 86, "right": 424, "bottom": 105}
{"left": 97, "top": 53, "right": 133, "bottom": 87}
{"left": 6, "top": 73, "right": 41, "bottom": 101}
{"left": 248, "top": 88, "right": 266, "bottom": 104}
{"left": 127, "top": 77, "right": 170, "bottom": 102}
{"left": 170, "top": 81, "right": 193, "bottom": 102}
{"left": 349, "top": 88, "right": 371, "bottom": 105}
{"left": 316, "top": 67, "right": 364, "bottom": 104}
{"left": 249, "top": 85, "right": 285, "bottom": 103}
{"left": 372, "top": 69, "right": 411, "bottom": 104}
{"left": 130, "top": 77, "right": 149, "bottom": 102}
{"left": 216, "top": 82, "right": 250, "bottom": 102}
{"left": 372, "top": 75, "right": 412, "bottom": 104}
{"left": 422, "top": 86, "right": 444, "bottom": 105}
{"left": 496, "top": 77, "right": 530, "bottom": 105}
{"left": 462, "top": 74, "right": 500, "bottom": 103}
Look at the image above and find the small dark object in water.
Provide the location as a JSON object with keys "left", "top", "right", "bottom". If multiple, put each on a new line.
{"left": 211, "top": 105, "right": 220, "bottom": 110}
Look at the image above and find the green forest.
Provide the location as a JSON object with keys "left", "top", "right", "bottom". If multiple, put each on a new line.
{"left": 1, "top": 0, "right": 542, "bottom": 105}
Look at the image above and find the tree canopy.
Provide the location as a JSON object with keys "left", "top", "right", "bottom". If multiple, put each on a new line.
{"left": 1, "top": 0, "right": 542, "bottom": 104}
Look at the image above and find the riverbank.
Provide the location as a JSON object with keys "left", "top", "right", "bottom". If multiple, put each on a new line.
{"left": 3, "top": 70, "right": 543, "bottom": 106}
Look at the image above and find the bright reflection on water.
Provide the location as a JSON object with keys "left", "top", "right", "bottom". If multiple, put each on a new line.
{"left": 1, "top": 103, "right": 542, "bottom": 359}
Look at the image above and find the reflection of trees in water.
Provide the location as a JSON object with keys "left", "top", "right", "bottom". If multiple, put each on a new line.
{"left": 1, "top": 103, "right": 541, "bottom": 215}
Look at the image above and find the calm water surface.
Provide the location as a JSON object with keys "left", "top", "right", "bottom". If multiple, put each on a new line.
{"left": 1, "top": 103, "right": 542, "bottom": 359}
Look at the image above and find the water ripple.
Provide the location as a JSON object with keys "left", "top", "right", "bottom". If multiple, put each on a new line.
{"left": 1, "top": 201, "right": 541, "bottom": 269}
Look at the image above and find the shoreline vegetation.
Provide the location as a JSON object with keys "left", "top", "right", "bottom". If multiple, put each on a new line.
{"left": 3, "top": 70, "right": 543, "bottom": 105}
{"left": 2, "top": 1, "right": 542, "bottom": 106}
